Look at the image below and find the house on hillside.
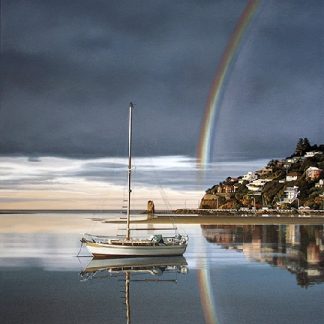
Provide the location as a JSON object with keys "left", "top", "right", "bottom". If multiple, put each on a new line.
{"left": 315, "top": 179, "right": 324, "bottom": 188}
{"left": 287, "top": 157, "right": 302, "bottom": 164}
{"left": 223, "top": 184, "right": 236, "bottom": 193}
{"left": 217, "top": 183, "right": 236, "bottom": 194}
{"left": 256, "top": 167, "right": 273, "bottom": 177}
{"left": 278, "top": 186, "right": 300, "bottom": 205}
{"left": 239, "top": 171, "right": 258, "bottom": 183}
{"left": 246, "top": 178, "right": 272, "bottom": 192}
{"left": 283, "top": 162, "right": 292, "bottom": 171}
{"left": 305, "top": 151, "right": 323, "bottom": 158}
{"left": 306, "top": 167, "right": 323, "bottom": 181}
{"left": 286, "top": 172, "right": 301, "bottom": 182}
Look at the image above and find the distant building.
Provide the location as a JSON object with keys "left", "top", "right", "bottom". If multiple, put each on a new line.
{"left": 223, "top": 184, "right": 235, "bottom": 193}
{"left": 246, "top": 178, "right": 272, "bottom": 192}
{"left": 306, "top": 167, "right": 323, "bottom": 181}
{"left": 305, "top": 151, "right": 323, "bottom": 158}
{"left": 286, "top": 157, "right": 302, "bottom": 163}
{"left": 279, "top": 186, "right": 299, "bottom": 204}
{"left": 286, "top": 172, "right": 301, "bottom": 182}
{"left": 240, "top": 171, "right": 258, "bottom": 183}
{"left": 315, "top": 179, "right": 324, "bottom": 188}
{"left": 217, "top": 183, "right": 236, "bottom": 194}
{"left": 256, "top": 167, "right": 273, "bottom": 176}
{"left": 283, "top": 163, "right": 292, "bottom": 170}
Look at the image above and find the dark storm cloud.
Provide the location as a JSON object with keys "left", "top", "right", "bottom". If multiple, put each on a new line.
{"left": 0, "top": 0, "right": 245, "bottom": 157}
{"left": 0, "top": 0, "right": 323, "bottom": 159}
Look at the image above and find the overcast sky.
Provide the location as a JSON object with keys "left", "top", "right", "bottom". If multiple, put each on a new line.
{"left": 1, "top": 0, "right": 323, "bottom": 160}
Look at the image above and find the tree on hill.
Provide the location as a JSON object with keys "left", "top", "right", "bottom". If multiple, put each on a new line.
{"left": 262, "top": 181, "right": 285, "bottom": 206}
{"left": 295, "top": 138, "right": 311, "bottom": 156}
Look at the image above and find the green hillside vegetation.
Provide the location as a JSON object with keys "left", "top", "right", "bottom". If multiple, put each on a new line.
{"left": 200, "top": 139, "right": 324, "bottom": 210}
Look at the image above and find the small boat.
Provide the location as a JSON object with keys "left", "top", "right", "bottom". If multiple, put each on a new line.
{"left": 81, "top": 103, "right": 188, "bottom": 258}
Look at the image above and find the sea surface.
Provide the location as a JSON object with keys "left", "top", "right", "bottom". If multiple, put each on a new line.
{"left": 0, "top": 213, "right": 324, "bottom": 324}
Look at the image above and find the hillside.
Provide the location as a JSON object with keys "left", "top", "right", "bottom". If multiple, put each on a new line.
{"left": 200, "top": 139, "right": 324, "bottom": 210}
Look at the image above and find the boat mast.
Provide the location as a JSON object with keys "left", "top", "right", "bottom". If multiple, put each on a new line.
{"left": 126, "top": 102, "right": 133, "bottom": 240}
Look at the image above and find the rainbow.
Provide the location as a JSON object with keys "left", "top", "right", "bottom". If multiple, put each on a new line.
{"left": 197, "top": 0, "right": 260, "bottom": 166}
{"left": 198, "top": 267, "right": 218, "bottom": 324}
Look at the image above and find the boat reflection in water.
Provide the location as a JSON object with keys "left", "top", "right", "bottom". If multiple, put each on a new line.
{"left": 80, "top": 256, "right": 188, "bottom": 324}
{"left": 201, "top": 224, "right": 324, "bottom": 287}
{"left": 81, "top": 256, "right": 188, "bottom": 279}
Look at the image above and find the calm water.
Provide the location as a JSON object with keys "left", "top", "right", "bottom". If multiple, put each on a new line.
{"left": 0, "top": 214, "right": 324, "bottom": 324}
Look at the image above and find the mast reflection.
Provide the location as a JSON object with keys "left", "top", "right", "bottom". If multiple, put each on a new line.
{"left": 80, "top": 256, "right": 188, "bottom": 324}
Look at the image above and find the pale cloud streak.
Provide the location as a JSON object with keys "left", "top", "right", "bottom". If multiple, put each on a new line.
{"left": 0, "top": 156, "right": 266, "bottom": 209}
{"left": 0, "top": 156, "right": 202, "bottom": 209}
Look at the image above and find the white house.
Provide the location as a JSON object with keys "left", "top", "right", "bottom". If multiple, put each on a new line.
{"left": 286, "top": 157, "right": 302, "bottom": 163}
{"left": 315, "top": 179, "right": 324, "bottom": 188}
{"left": 251, "top": 179, "right": 272, "bottom": 186}
{"left": 286, "top": 172, "right": 300, "bottom": 182}
{"left": 305, "top": 151, "right": 323, "bottom": 158}
{"left": 239, "top": 171, "right": 258, "bottom": 183}
{"left": 246, "top": 178, "right": 272, "bottom": 192}
{"left": 279, "top": 186, "right": 299, "bottom": 204}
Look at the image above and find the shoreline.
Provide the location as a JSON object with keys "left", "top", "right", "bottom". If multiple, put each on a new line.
{"left": 1, "top": 208, "right": 324, "bottom": 217}
{"left": 1, "top": 214, "right": 324, "bottom": 235}
{"left": 142, "top": 215, "right": 324, "bottom": 225}
{"left": 0, "top": 209, "right": 123, "bottom": 214}
{"left": 174, "top": 208, "right": 324, "bottom": 216}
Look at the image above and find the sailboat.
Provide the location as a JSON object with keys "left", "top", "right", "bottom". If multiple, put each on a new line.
{"left": 81, "top": 102, "right": 188, "bottom": 258}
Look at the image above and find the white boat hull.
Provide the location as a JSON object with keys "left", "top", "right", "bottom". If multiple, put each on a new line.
{"left": 85, "top": 241, "right": 187, "bottom": 258}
